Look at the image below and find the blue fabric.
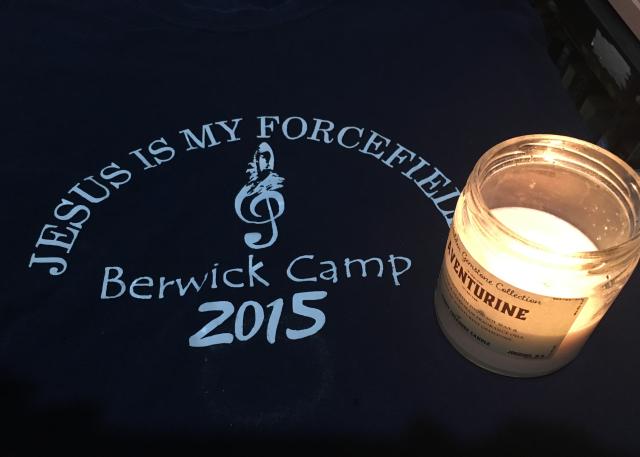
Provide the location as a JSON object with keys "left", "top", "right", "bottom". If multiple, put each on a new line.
{"left": 4, "top": 1, "right": 636, "bottom": 455}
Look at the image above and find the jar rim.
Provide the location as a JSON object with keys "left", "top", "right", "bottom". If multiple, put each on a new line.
{"left": 469, "top": 134, "right": 640, "bottom": 262}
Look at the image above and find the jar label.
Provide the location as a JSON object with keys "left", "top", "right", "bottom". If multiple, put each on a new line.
{"left": 439, "top": 224, "right": 586, "bottom": 359}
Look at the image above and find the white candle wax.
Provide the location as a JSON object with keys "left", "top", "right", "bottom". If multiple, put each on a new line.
{"left": 490, "top": 206, "right": 602, "bottom": 330}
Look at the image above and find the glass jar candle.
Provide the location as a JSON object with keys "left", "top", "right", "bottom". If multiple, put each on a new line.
{"left": 434, "top": 134, "right": 640, "bottom": 377}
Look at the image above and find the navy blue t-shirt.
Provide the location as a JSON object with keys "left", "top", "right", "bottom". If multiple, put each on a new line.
{"left": 3, "top": 1, "right": 638, "bottom": 455}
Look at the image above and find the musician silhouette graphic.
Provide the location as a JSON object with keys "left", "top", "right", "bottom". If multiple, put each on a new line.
{"left": 234, "top": 142, "right": 285, "bottom": 249}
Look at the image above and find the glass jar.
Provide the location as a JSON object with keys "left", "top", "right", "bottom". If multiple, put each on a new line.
{"left": 434, "top": 134, "right": 640, "bottom": 377}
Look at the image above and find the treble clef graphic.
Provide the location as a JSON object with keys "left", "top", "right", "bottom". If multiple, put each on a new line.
{"left": 234, "top": 142, "right": 285, "bottom": 250}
